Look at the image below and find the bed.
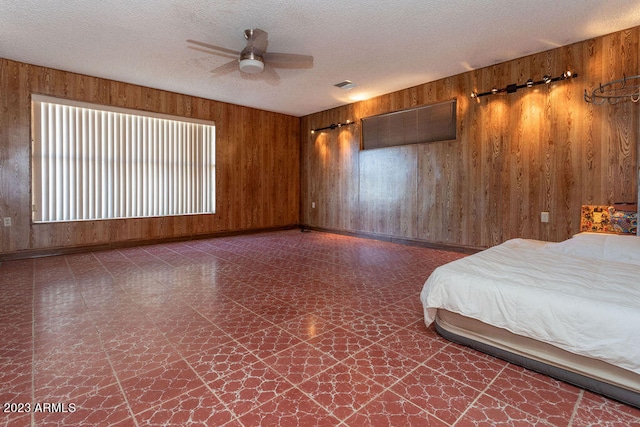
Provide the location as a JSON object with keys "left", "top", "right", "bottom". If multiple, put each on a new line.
{"left": 420, "top": 232, "right": 640, "bottom": 408}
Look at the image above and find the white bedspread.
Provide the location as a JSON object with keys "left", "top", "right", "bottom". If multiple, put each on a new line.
{"left": 420, "top": 234, "right": 640, "bottom": 375}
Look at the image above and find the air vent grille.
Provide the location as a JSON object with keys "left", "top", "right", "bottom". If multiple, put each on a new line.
{"left": 334, "top": 80, "right": 357, "bottom": 90}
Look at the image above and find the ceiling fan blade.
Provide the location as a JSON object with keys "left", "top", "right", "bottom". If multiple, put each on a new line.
{"left": 187, "top": 46, "right": 237, "bottom": 60}
{"left": 263, "top": 52, "right": 314, "bottom": 69}
{"left": 211, "top": 60, "right": 239, "bottom": 76}
{"left": 261, "top": 63, "right": 281, "bottom": 85}
{"left": 186, "top": 39, "right": 240, "bottom": 56}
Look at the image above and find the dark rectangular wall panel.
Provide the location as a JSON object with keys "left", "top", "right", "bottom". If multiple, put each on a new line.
{"left": 361, "top": 99, "right": 456, "bottom": 150}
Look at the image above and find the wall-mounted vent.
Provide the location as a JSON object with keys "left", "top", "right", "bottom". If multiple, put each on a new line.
{"left": 361, "top": 99, "right": 457, "bottom": 150}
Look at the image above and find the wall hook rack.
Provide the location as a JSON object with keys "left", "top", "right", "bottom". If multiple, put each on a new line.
{"left": 584, "top": 74, "right": 640, "bottom": 104}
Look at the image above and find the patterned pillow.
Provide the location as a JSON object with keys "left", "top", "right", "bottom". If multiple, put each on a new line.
{"left": 580, "top": 205, "right": 612, "bottom": 232}
{"left": 580, "top": 205, "right": 637, "bottom": 234}
{"left": 610, "top": 209, "right": 637, "bottom": 234}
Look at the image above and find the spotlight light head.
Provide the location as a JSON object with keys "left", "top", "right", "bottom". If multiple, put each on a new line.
{"left": 563, "top": 70, "right": 573, "bottom": 79}
{"left": 470, "top": 91, "right": 478, "bottom": 99}
{"left": 543, "top": 75, "right": 552, "bottom": 84}
{"left": 526, "top": 79, "right": 534, "bottom": 87}
{"left": 310, "top": 129, "right": 315, "bottom": 134}
{"left": 491, "top": 88, "right": 499, "bottom": 94}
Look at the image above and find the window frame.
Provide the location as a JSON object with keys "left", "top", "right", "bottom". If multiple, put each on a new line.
{"left": 31, "top": 94, "right": 216, "bottom": 223}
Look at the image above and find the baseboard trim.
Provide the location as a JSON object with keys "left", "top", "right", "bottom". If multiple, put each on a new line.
{"left": 1, "top": 225, "right": 485, "bottom": 261}
{"left": 0, "top": 225, "right": 299, "bottom": 261}
{"left": 299, "top": 225, "right": 485, "bottom": 254}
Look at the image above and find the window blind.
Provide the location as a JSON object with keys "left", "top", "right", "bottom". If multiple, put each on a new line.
{"left": 32, "top": 95, "right": 216, "bottom": 222}
{"left": 361, "top": 99, "right": 457, "bottom": 150}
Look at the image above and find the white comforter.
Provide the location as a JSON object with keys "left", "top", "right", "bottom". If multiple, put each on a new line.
{"left": 420, "top": 233, "right": 640, "bottom": 375}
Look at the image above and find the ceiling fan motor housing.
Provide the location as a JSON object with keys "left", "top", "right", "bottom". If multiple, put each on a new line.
{"left": 239, "top": 31, "right": 265, "bottom": 74}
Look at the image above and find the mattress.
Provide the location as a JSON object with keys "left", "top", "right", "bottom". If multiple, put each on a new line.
{"left": 420, "top": 232, "right": 640, "bottom": 407}
{"left": 435, "top": 310, "right": 640, "bottom": 408}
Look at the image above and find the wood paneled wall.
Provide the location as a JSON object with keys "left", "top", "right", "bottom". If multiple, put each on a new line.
{"left": 301, "top": 27, "right": 639, "bottom": 248}
{"left": 0, "top": 58, "right": 300, "bottom": 255}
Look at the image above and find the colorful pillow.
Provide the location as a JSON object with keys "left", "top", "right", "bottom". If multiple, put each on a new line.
{"left": 580, "top": 205, "right": 612, "bottom": 233}
{"left": 610, "top": 209, "right": 637, "bottom": 234}
{"left": 580, "top": 205, "right": 637, "bottom": 235}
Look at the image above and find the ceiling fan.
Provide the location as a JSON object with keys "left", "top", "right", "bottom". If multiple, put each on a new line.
{"left": 187, "top": 29, "right": 313, "bottom": 83}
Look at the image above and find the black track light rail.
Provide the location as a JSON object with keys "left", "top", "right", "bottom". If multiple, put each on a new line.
{"left": 471, "top": 71, "right": 577, "bottom": 100}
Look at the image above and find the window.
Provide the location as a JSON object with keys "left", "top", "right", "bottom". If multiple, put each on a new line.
{"left": 361, "top": 99, "right": 457, "bottom": 150}
{"left": 31, "top": 95, "right": 215, "bottom": 223}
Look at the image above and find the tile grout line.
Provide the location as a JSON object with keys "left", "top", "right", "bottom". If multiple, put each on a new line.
{"left": 344, "top": 358, "right": 451, "bottom": 426}
{"left": 567, "top": 390, "right": 584, "bottom": 426}
{"left": 182, "top": 295, "right": 339, "bottom": 421}
{"left": 314, "top": 339, "right": 455, "bottom": 425}
{"left": 450, "top": 362, "right": 509, "bottom": 426}
{"left": 80, "top": 252, "right": 141, "bottom": 427}
{"left": 151, "top": 309, "right": 264, "bottom": 425}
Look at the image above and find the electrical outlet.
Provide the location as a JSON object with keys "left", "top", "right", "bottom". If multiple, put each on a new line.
{"left": 541, "top": 212, "right": 550, "bottom": 223}
{"left": 3, "top": 217, "right": 11, "bottom": 227}
{"left": 312, "top": 202, "right": 316, "bottom": 209}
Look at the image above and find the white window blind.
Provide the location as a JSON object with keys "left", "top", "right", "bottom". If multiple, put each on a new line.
{"left": 32, "top": 95, "right": 215, "bottom": 222}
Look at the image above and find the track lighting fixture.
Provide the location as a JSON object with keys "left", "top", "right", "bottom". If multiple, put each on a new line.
{"left": 310, "top": 120, "right": 354, "bottom": 134}
{"left": 470, "top": 70, "right": 577, "bottom": 101}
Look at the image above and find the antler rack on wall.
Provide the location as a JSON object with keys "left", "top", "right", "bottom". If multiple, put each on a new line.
{"left": 584, "top": 74, "right": 640, "bottom": 104}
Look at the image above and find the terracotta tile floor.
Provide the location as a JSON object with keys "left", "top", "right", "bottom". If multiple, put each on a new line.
{"left": 1, "top": 229, "right": 639, "bottom": 426}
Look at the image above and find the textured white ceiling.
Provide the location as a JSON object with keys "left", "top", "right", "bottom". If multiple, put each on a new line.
{"left": 2, "top": 1, "right": 640, "bottom": 116}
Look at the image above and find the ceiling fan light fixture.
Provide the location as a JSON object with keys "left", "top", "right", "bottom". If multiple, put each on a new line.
{"left": 239, "top": 58, "right": 264, "bottom": 74}
{"left": 239, "top": 48, "right": 264, "bottom": 74}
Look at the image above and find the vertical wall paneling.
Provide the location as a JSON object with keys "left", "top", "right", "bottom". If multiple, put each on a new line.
{"left": 359, "top": 146, "right": 417, "bottom": 237}
{"left": 0, "top": 58, "right": 300, "bottom": 255}
{"left": 301, "top": 27, "right": 639, "bottom": 248}
{"left": 304, "top": 107, "right": 360, "bottom": 232}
